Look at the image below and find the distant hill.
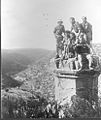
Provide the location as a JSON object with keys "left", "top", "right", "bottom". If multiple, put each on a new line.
{"left": 1, "top": 48, "right": 55, "bottom": 89}
{"left": 1, "top": 48, "right": 55, "bottom": 75}
{"left": 11, "top": 48, "right": 55, "bottom": 63}
{"left": 2, "top": 44, "right": 100, "bottom": 76}
{"left": 2, "top": 44, "right": 101, "bottom": 96}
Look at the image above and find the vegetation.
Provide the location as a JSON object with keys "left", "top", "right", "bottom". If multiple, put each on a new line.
{"left": 1, "top": 46, "right": 101, "bottom": 118}
{"left": 2, "top": 89, "right": 101, "bottom": 118}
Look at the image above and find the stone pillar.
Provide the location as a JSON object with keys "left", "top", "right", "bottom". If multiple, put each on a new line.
{"left": 54, "top": 69, "right": 100, "bottom": 104}
{"left": 54, "top": 71, "right": 76, "bottom": 103}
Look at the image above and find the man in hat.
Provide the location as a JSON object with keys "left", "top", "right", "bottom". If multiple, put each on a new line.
{"left": 53, "top": 19, "right": 65, "bottom": 58}
{"left": 81, "top": 16, "right": 95, "bottom": 54}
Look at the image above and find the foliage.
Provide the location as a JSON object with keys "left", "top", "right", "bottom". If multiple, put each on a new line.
{"left": 1, "top": 88, "right": 48, "bottom": 118}
{"left": 2, "top": 90, "right": 101, "bottom": 118}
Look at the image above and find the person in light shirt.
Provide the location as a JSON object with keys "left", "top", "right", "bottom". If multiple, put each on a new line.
{"left": 70, "top": 17, "right": 80, "bottom": 37}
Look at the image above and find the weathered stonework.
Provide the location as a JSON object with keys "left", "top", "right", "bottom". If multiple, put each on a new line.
{"left": 54, "top": 69, "right": 100, "bottom": 104}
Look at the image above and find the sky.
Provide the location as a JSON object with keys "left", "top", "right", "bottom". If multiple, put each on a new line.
{"left": 1, "top": 0, "right": 101, "bottom": 50}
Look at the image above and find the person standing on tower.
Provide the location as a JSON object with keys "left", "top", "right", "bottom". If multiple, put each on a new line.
{"left": 70, "top": 17, "right": 80, "bottom": 36}
{"left": 53, "top": 19, "right": 65, "bottom": 59}
{"left": 81, "top": 16, "right": 95, "bottom": 54}
{"left": 70, "top": 17, "right": 82, "bottom": 44}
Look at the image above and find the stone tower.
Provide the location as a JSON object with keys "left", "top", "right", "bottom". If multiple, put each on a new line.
{"left": 54, "top": 58, "right": 101, "bottom": 105}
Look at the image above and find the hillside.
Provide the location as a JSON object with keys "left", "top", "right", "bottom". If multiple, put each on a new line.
{"left": 1, "top": 48, "right": 55, "bottom": 90}
{"left": 13, "top": 62, "right": 55, "bottom": 100}
{"left": 1, "top": 44, "right": 101, "bottom": 118}
{"left": 1, "top": 74, "right": 23, "bottom": 89}
{"left": 1, "top": 49, "right": 55, "bottom": 75}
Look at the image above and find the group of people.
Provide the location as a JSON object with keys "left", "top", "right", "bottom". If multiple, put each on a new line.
{"left": 53, "top": 16, "right": 95, "bottom": 70}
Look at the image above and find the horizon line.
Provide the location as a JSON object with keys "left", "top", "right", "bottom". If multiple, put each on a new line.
{"left": 1, "top": 42, "right": 101, "bottom": 50}
{"left": 1, "top": 48, "right": 56, "bottom": 51}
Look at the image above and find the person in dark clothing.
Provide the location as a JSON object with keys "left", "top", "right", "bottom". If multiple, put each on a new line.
{"left": 75, "top": 34, "right": 93, "bottom": 70}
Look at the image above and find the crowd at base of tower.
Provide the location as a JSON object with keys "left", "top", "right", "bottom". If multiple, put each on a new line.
{"left": 53, "top": 17, "right": 99, "bottom": 71}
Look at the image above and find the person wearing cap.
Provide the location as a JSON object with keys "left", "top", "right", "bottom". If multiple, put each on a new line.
{"left": 53, "top": 19, "right": 65, "bottom": 58}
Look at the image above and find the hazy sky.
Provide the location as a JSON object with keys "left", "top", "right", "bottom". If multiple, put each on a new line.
{"left": 1, "top": 0, "right": 101, "bottom": 50}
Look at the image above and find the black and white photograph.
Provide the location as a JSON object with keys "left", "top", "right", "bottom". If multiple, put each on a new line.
{"left": 1, "top": 0, "right": 101, "bottom": 119}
